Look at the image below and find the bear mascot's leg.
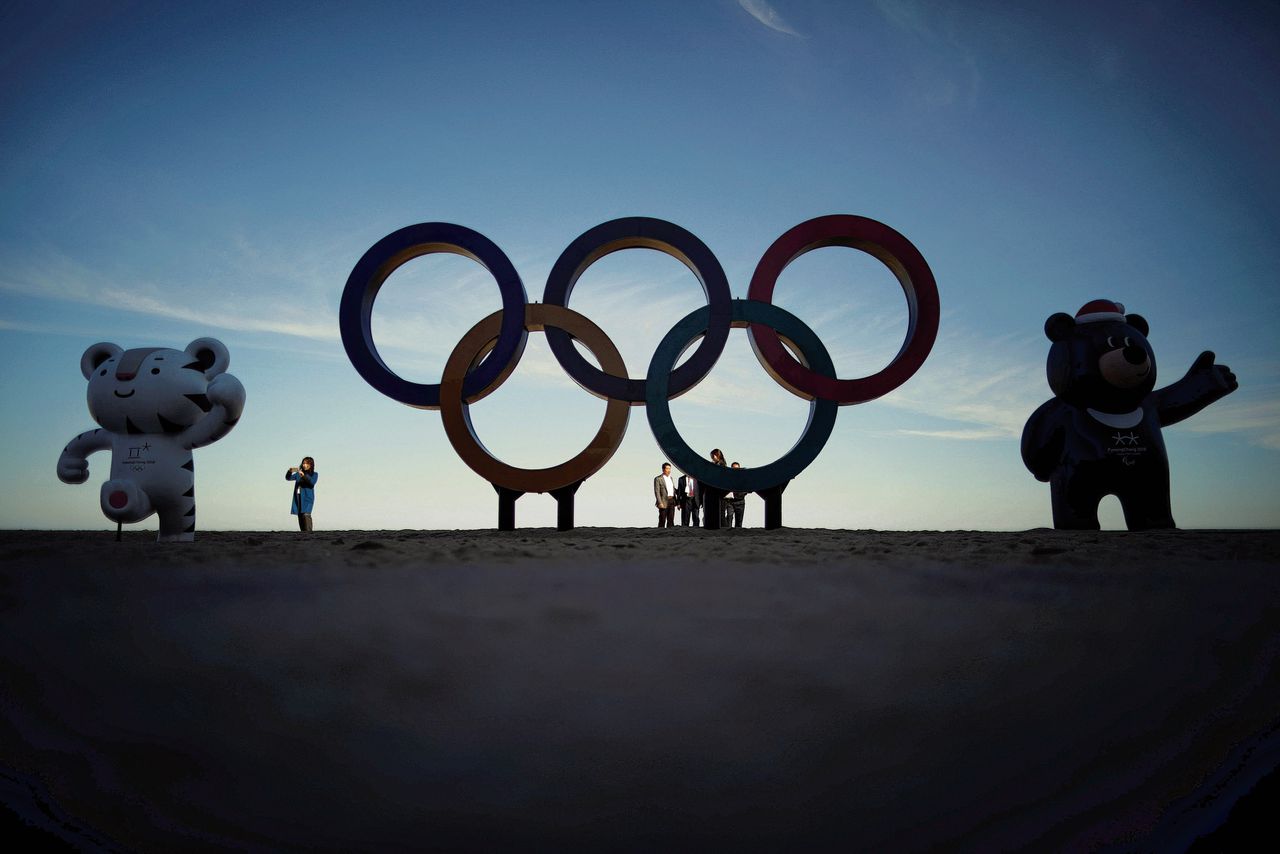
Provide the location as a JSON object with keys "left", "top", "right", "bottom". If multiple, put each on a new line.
{"left": 1117, "top": 474, "right": 1176, "bottom": 530}
{"left": 1050, "top": 471, "right": 1102, "bottom": 530}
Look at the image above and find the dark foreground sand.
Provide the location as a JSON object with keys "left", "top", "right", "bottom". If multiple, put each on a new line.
{"left": 1, "top": 528, "right": 1277, "bottom": 852}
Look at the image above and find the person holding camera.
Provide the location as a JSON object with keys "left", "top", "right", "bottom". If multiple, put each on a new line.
{"left": 286, "top": 456, "right": 318, "bottom": 532}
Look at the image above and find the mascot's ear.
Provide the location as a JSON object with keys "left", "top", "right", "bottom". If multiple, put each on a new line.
{"left": 81, "top": 342, "right": 123, "bottom": 379}
{"left": 1125, "top": 313, "right": 1149, "bottom": 337}
{"left": 184, "top": 337, "right": 230, "bottom": 379}
{"left": 1044, "top": 313, "right": 1076, "bottom": 342}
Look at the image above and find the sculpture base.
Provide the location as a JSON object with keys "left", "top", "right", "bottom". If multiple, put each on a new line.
{"left": 494, "top": 480, "right": 584, "bottom": 531}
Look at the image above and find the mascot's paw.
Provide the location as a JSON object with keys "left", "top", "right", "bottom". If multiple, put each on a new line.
{"left": 1190, "top": 351, "right": 1239, "bottom": 395}
{"left": 1216, "top": 364, "right": 1238, "bottom": 393}
{"left": 100, "top": 479, "right": 153, "bottom": 523}
{"left": 57, "top": 452, "right": 89, "bottom": 484}
{"left": 206, "top": 373, "right": 246, "bottom": 417}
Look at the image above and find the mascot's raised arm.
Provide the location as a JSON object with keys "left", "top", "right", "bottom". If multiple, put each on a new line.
{"left": 56, "top": 337, "right": 246, "bottom": 542}
{"left": 1021, "top": 300, "right": 1236, "bottom": 530}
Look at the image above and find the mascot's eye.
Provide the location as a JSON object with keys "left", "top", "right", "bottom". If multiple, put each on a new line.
{"left": 99, "top": 369, "right": 107, "bottom": 376}
{"left": 1123, "top": 337, "right": 1133, "bottom": 347}
{"left": 1106, "top": 336, "right": 1117, "bottom": 348}
{"left": 151, "top": 368, "right": 160, "bottom": 374}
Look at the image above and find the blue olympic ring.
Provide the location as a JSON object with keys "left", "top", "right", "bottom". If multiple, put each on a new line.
{"left": 339, "top": 222, "right": 528, "bottom": 409}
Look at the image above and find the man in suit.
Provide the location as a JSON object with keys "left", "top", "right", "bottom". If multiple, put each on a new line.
{"left": 728, "top": 461, "right": 747, "bottom": 528}
{"left": 677, "top": 471, "right": 700, "bottom": 526}
{"left": 654, "top": 462, "right": 676, "bottom": 528}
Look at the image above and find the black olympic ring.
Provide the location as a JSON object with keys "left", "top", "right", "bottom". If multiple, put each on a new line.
{"left": 542, "top": 217, "right": 733, "bottom": 404}
{"left": 646, "top": 299, "right": 838, "bottom": 494}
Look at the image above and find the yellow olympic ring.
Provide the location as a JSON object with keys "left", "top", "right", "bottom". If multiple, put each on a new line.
{"left": 438, "top": 304, "right": 631, "bottom": 494}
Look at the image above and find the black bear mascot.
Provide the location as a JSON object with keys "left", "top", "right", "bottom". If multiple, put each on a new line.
{"left": 1022, "top": 299, "right": 1238, "bottom": 530}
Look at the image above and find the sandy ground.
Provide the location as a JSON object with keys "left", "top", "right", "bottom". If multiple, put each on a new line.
{"left": 1, "top": 528, "right": 1277, "bottom": 852}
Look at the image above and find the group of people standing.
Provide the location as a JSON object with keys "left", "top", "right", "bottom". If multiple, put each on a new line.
{"left": 652, "top": 448, "right": 747, "bottom": 529}
{"left": 287, "top": 451, "right": 753, "bottom": 532}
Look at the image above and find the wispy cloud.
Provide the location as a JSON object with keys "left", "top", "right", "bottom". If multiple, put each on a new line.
{"left": 736, "top": 0, "right": 803, "bottom": 38}
{"left": 898, "top": 427, "right": 1012, "bottom": 441}
{"left": 860, "top": 323, "right": 1044, "bottom": 440}
{"left": 872, "top": 0, "right": 932, "bottom": 39}
{"left": 874, "top": 318, "right": 1280, "bottom": 452}
{"left": 1183, "top": 398, "right": 1280, "bottom": 450}
{"left": 0, "top": 316, "right": 99, "bottom": 338}
{"left": 0, "top": 245, "right": 341, "bottom": 342}
{"left": 672, "top": 361, "right": 806, "bottom": 415}
{"left": 93, "top": 281, "right": 336, "bottom": 339}
{"left": 872, "top": 0, "right": 982, "bottom": 108}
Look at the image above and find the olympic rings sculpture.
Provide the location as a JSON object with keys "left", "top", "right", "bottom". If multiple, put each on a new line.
{"left": 339, "top": 215, "right": 940, "bottom": 530}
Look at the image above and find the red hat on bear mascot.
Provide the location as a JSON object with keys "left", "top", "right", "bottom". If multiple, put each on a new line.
{"left": 1074, "top": 300, "right": 1126, "bottom": 323}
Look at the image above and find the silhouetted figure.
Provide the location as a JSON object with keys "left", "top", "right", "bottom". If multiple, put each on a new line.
{"left": 1022, "top": 300, "right": 1236, "bottom": 530}
{"left": 677, "top": 472, "right": 700, "bottom": 526}
{"left": 653, "top": 462, "right": 676, "bottom": 528}
{"left": 709, "top": 448, "right": 731, "bottom": 526}
{"left": 728, "top": 461, "right": 746, "bottom": 527}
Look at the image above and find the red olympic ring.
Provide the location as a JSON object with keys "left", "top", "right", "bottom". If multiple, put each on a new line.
{"left": 747, "top": 215, "right": 940, "bottom": 404}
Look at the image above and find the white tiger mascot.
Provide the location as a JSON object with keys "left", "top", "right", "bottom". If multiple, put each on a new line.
{"left": 56, "top": 338, "right": 246, "bottom": 542}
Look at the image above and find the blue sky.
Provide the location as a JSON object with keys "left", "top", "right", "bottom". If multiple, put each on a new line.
{"left": 2, "top": 0, "right": 1277, "bottom": 531}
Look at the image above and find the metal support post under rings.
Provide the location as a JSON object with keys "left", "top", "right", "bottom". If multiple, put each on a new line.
{"left": 757, "top": 481, "right": 789, "bottom": 530}
{"left": 701, "top": 487, "right": 726, "bottom": 531}
{"left": 549, "top": 480, "right": 584, "bottom": 532}
{"left": 339, "top": 215, "right": 940, "bottom": 531}
{"left": 493, "top": 480, "right": 581, "bottom": 531}
{"left": 494, "top": 484, "right": 523, "bottom": 532}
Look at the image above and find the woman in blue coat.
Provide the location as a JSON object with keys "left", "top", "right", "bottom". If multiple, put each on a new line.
{"left": 286, "top": 456, "right": 318, "bottom": 531}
